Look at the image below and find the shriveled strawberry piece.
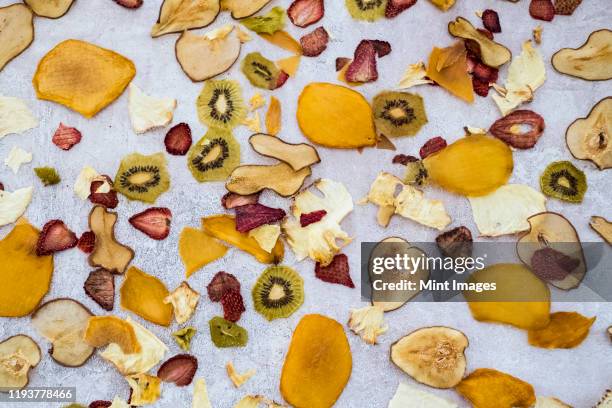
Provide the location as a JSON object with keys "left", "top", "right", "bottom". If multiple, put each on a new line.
{"left": 472, "top": 62, "right": 498, "bottom": 83}
{"left": 89, "top": 175, "right": 119, "bottom": 209}
{"left": 234, "top": 204, "right": 286, "bottom": 232}
{"left": 128, "top": 207, "right": 172, "bottom": 240}
{"left": 345, "top": 41, "right": 378, "bottom": 83}
{"left": 273, "top": 71, "right": 290, "bottom": 89}
{"left": 157, "top": 354, "right": 198, "bottom": 387}
{"left": 207, "top": 271, "right": 240, "bottom": 302}
{"left": 288, "top": 0, "right": 324, "bottom": 28}
{"left": 482, "top": 9, "right": 501, "bottom": 33}
{"left": 300, "top": 27, "right": 329, "bottom": 57}
{"left": 315, "top": 254, "right": 354, "bottom": 288}
{"left": 0, "top": 182, "right": 4, "bottom": 191}
{"left": 531, "top": 247, "right": 579, "bottom": 281}
{"left": 530, "top": 0, "right": 555, "bottom": 21}
{"left": 113, "top": 0, "right": 143, "bottom": 8}
{"left": 392, "top": 154, "right": 418, "bottom": 165}
{"left": 89, "top": 401, "right": 112, "bottom": 408}
{"left": 385, "top": 0, "right": 417, "bottom": 18}
{"left": 554, "top": 0, "right": 582, "bottom": 15}
{"left": 419, "top": 136, "right": 447, "bottom": 159}
{"left": 336, "top": 57, "right": 351, "bottom": 72}
{"left": 221, "top": 289, "right": 246, "bottom": 322}
{"left": 221, "top": 192, "right": 260, "bottom": 209}
{"left": 164, "top": 123, "right": 192, "bottom": 156}
{"left": 77, "top": 231, "right": 96, "bottom": 254}
{"left": 371, "top": 40, "right": 392, "bottom": 57}
{"left": 36, "top": 220, "right": 78, "bottom": 256}
{"left": 52, "top": 123, "right": 82, "bottom": 151}
{"left": 472, "top": 76, "right": 490, "bottom": 97}
{"left": 300, "top": 210, "right": 327, "bottom": 227}
{"left": 84, "top": 269, "right": 115, "bottom": 311}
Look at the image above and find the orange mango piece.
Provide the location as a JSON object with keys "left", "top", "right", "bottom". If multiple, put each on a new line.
{"left": 178, "top": 227, "right": 228, "bottom": 278}
{"left": 120, "top": 266, "right": 173, "bottom": 327}
{"left": 456, "top": 368, "right": 536, "bottom": 408}
{"left": 528, "top": 311, "right": 595, "bottom": 349}
{"left": 426, "top": 46, "right": 474, "bottom": 103}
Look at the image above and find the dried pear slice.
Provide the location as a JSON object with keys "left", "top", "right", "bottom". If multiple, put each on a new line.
{"left": 179, "top": 227, "right": 228, "bottom": 277}
{"left": 464, "top": 263, "right": 551, "bottom": 330}
{"left": 390, "top": 326, "right": 468, "bottom": 389}
{"left": 0, "top": 4, "right": 34, "bottom": 72}
{"left": 448, "top": 17, "right": 511, "bottom": 68}
{"left": 527, "top": 311, "right": 595, "bottom": 349}
{"left": 517, "top": 212, "right": 586, "bottom": 290}
{"left": 221, "top": 0, "right": 271, "bottom": 19}
{"left": 120, "top": 266, "right": 173, "bottom": 327}
{"left": 297, "top": 82, "right": 377, "bottom": 148}
{"left": 0, "top": 335, "right": 41, "bottom": 390}
{"left": 24, "top": 0, "right": 75, "bottom": 18}
{"left": 423, "top": 135, "right": 513, "bottom": 197}
{"left": 88, "top": 206, "right": 135, "bottom": 274}
{"left": 249, "top": 133, "right": 320, "bottom": 171}
{"left": 226, "top": 162, "right": 311, "bottom": 197}
{"left": 552, "top": 29, "right": 612, "bottom": 81}
{"left": 456, "top": 368, "right": 536, "bottom": 408}
{"left": 590, "top": 216, "right": 612, "bottom": 245}
{"left": 151, "top": 0, "right": 221, "bottom": 37}
{"left": 566, "top": 97, "right": 611, "bottom": 170}
{"left": 33, "top": 39, "right": 136, "bottom": 118}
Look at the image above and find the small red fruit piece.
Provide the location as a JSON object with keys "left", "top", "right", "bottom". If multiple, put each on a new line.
{"left": 385, "top": 0, "right": 417, "bottom": 18}
{"left": 164, "top": 123, "right": 192, "bottom": 156}
{"left": 472, "top": 62, "right": 498, "bottom": 84}
{"left": 300, "top": 27, "right": 330, "bottom": 57}
{"left": 89, "top": 175, "right": 119, "bottom": 209}
{"left": 0, "top": 182, "right": 4, "bottom": 191}
{"left": 112, "top": 0, "right": 143, "bottom": 8}
{"left": 273, "top": 71, "right": 290, "bottom": 89}
{"left": 207, "top": 271, "right": 241, "bottom": 302}
{"left": 157, "top": 354, "right": 198, "bottom": 387}
{"left": 554, "top": 0, "right": 582, "bottom": 15}
{"left": 77, "top": 231, "right": 96, "bottom": 254}
{"left": 84, "top": 269, "right": 115, "bottom": 311}
{"left": 128, "top": 207, "right": 172, "bottom": 240}
{"left": 52, "top": 123, "right": 82, "bottom": 151}
{"left": 222, "top": 192, "right": 260, "bottom": 209}
{"left": 89, "top": 401, "right": 112, "bottom": 408}
{"left": 335, "top": 57, "right": 351, "bottom": 72}
{"left": 531, "top": 247, "right": 579, "bottom": 281}
{"left": 221, "top": 289, "right": 246, "bottom": 322}
{"left": 287, "top": 0, "right": 324, "bottom": 28}
{"left": 234, "top": 204, "right": 286, "bottom": 233}
{"left": 530, "top": 0, "right": 555, "bottom": 21}
{"left": 315, "top": 254, "right": 354, "bottom": 288}
{"left": 300, "top": 210, "right": 327, "bottom": 227}
{"left": 392, "top": 154, "right": 419, "bottom": 165}
{"left": 419, "top": 136, "right": 447, "bottom": 159}
{"left": 472, "top": 76, "right": 490, "bottom": 97}
{"left": 345, "top": 40, "right": 378, "bottom": 83}
{"left": 36, "top": 220, "right": 78, "bottom": 256}
{"left": 371, "top": 40, "right": 392, "bottom": 58}
{"left": 482, "top": 9, "right": 501, "bottom": 33}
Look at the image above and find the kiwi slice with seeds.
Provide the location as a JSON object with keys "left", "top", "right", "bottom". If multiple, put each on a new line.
{"left": 197, "top": 79, "right": 246, "bottom": 131}
{"left": 187, "top": 129, "right": 240, "bottom": 182}
{"left": 114, "top": 152, "right": 170, "bottom": 203}
{"left": 252, "top": 266, "right": 304, "bottom": 321}
{"left": 372, "top": 91, "right": 427, "bottom": 138}
{"left": 345, "top": 0, "right": 388, "bottom": 21}
{"left": 540, "top": 161, "right": 587, "bottom": 203}
{"left": 241, "top": 52, "right": 280, "bottom": 90}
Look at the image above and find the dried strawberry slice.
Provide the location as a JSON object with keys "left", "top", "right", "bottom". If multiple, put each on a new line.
{"left": 164, "top": 123, "right": 192, "bottom": 156}
{"left": 128, "top": 207, "right": 172, "bottom": 240}
{"left": 287, "top": 0, "right": 324, "bottom": 28}
{"left": 273, "top": 71, "right": 290, "bottom": 90}
{"left": 531, "top": 247, "right": 579, "bottom": 281}
{"left": 89, "top": 175, "right": 118, "bottom": 209}
{"left": 419, "top": 136, "right": 447, "bottom": 159}
{"left": 221, "top": 192, "right": 260, "bottom": 209}
{"left": 371, "top": 40, "right": 392, "bottom": 58}
{"left": 52, "top": 123, "right": 82, "bottom": 151}
{"left": 300, "top": 27, "right": 329, "bottom": 57}
{"left": 335, "top": 57, "right": 351, "bottom": 72}
{"left": 482, "top": 9, "right": 501, "bottom": 33}
{"left": 436, "top": 226, "right": 473, "bottom": 258}
{"left": 345, "top": 41, "right": 378, "bottom": 83}
{"left": 385, "top": 0, "right": 417, "bottom": 18}
{"left": 315, "top": 254, "right": 354, "bottom": 288}
{"left": 113, "top": 0, "right": 143, "bottom": 8}
{"left": 221, "top": 289, "right": 246, "bottom": 322}
{"left": 234, "top": 204, "right": 286, "bottom": 232}
{"left": 392, "top": 154, "right": 419, "bottom": 165}
{"left": 36, "top": 220, "right": 78, "bottom": 256}
{"left": 554, "top": 0, "right": 582, "bottom": 15}
{"left": 300, "top": 210, "right": 327, "bottom": 227}
{"left": 472, "top": 76, "right": 490, "bottom": 97}
{"left": 157, "top": 354, "right": 198, "bottom": 387}
{"left": 0, "top": 182, "right": 4, "bottom": 191}
{"left": 89, "top": 401, "right": 112, "bottom": 408}
{"left": 77, "top": 231, "right": 96, "bottom": 254}
{"left": 529, "top": 0, "right": 555, "bottom": 21}
{"left": 472, "top": 62, "right": 498, "bottom": 84}
{"left": 84, "top": 269, "right": 115, "bottom": 311}
{"left": 207, "top": 271, "right": 240, "bottom": 302}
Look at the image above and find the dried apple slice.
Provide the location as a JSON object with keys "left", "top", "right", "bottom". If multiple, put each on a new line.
{"left": 226, "top": 163, "right": 311, "bottom": 197}
{"left": 448, "top": 17, "right": 511, "bottom": 68}
{"left": 151, "top": 0, "right": 221, "bottom": 37}
{"left": 590, "top": 216, "right": 612, "bottom": 245}
{"left": 84, "top": 315, "right": 140, "bottom": 354}
{"left": 552, "top": 29, "right": 612, "bottom": 81}
{"left": 221, "top": 0, "right": 271, "bottom": 19}
{"left": 88, "top": 206, "right": 135, "bottom": 274}
{"left": 517, "top": 212, "right": 586, "bottom": 290}
{"left": 24, "top": 0, "right": 75, "bottom": 18}
{"left": 0, "top": 4, "right": 34, "bottom": 72}
{"left": 179, "top": 227, "right": 228, "bottom": 277}
{"left": 249, "top": 133, "right": 320, "bottom": 171}
{"left": 456, "top": 368, "right": 535, "bottom": 408}
{"left": 566, "top": 97, "right": 611, "bottom": 170}
{"left": 120, "top": 266, "right": 173, "bottom": 326}
{"left": 0, "top": 335, "right": 41, "bottom": 390}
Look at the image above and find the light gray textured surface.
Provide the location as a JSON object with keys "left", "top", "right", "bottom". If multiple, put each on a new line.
{"left": 0, "top": 0, "right": 611, "bottom": 407}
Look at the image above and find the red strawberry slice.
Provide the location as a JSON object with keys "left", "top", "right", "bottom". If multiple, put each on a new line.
{"left": 128, "top": 207, "right": 172, "bottom": 240}
{"left": 77, "top": 231, "right": 96, "bottom": 254}
{"left": 300, "top": 210, "right": 327, "bottom": 227}
{"left": 112, "top": 0, "right": 143, "bottom": 9}
{"left": 157, "top": 354, "right": 198, "bottom": 387}
{"left": 472, "top": 62, "right": 498, "bottom": 83}
{"left": 84, "top": 269, "right": 115, "bottom": 311}
{"left": 345, "top": 40, "right": 378, "bottom": 83}
{"left": 207, "top": 271, "right": 241, "bottom": 302}
{"left": 288, "top": 0, "right": 324, "bottom": 28}
{"left": 89, "top": 175, "right": 118, "bottom": 209}
{"left": 221, "top": 192, "right": 259, "bottom": 209}
{"left": 36, "top": 220, "right": 78, "bottom": 256}
{"left": 221, "top": 289, "right": 246, "bottom": 322}
{"left": 89, "top": 401, "right": 112, "bottom": 408}
{"left": 300, "top": 27, "right": 329, "bottom": 57}
{"left": 482, "top": 9, "right": 501, "bottom": 33}
{"left": 419, "top": 136, "right": 447, "bottom": 159}
{"left": 371, "top": 40, "right": 392, "bottom": 57}
{"left": 234, "top": 204, "right": 286, "bottom": 232}
{"left": 392, "top": 154, "right": 418, "bottom": 165}
{"left": 385, "top": 0, "right": 417, "bottom": 18}
{"left": 273, "top": 71, "right": 290, "bottom": 89}
{"left": 315, "top": 254, "right": 354, "bottom": 288}
{"left": 52, "top": 123, "right": 82, "bottom": 151}
{"left": 164, "top": 123, "right": 192, "bottom": 156}
{"left": 335, "top": 57, "right": 351, "bottom": 72}
{"left": 529, "top": 0, "right": 555, "bottom": 21}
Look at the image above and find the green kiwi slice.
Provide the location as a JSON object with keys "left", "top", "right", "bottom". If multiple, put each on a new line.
{"left": 540, "top": 160, "right": 587, "bottom": 203}
{"left": 187, "top": 129, "right": 240, "bottom": 182}
{"left": 241, "top": 52, "right": 280, "bottom": 90}
{"left": 372, "top": 91, "right": 427, "bottom": 137}
{"left": 345, "top": 0, "right": 387, "bottom": 21}
{"left": 196, "top": 79, "right": 246, "bottom": 130}
{"left": 114, "top": 152, "right": 170, "bottom": 203}
{"left": 209, "top": 317, "right": 248, "bottom": 348}
{"left": 252, "top": 265, "right": 304, "bottom": 321}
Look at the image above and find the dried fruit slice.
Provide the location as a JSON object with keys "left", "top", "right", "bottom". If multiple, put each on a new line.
{"left": 128, "top": 84, "right": 176, "bottom": 133}
{"left": 345, "top": 40, "right": 381, "bottom": 83}
{"left": 31, "top": 298, "right": 94, "bottom": 367}
{"left": 281, "top": 314, "right": 352, "bottom": 408}
{"left": 566, "top": 97, "right": 611, "bottom": 170}
{"left": 448, "top": 17, "right": 511, "bottom": 68}
{"left": 0, "top": 96, "right": 38, "bottom": 139}
{"left": 554, "top": 0, "right": 582, "bottom": 15}
{"left": 226, "top": 163, "right": 311, "bottom": 197}
{"left": 164, "top": 281, "right": 200, "bottom": 324}
{"left": 528, "top": 311, "right": 595, "bottom": 349}
{"left": 249, "top": 224, "right": 281, "bottom": 253}
{"left": 120, "top": 266, "right": 173, "bottom": 326}
{"left": 77, "top": 231, "right": 95, "bottom": 254}
{"left": 222, "top": 192, "right": 259, "bottom": 209}
{"left": 114, "top": 152, "right": 170, "bottom": 203}
{"left": 591, "top": 216, "right": 612, "bottom": 245}
{"left": 35, "top": 220, "right": 77, "bottom": 256}
{"left": 300, "top": 27, "right": 329, "bottom": 57}
{"left": 52, "top": 123, "right": 82, "bottom": 150}
{"left": 129, "top": 207, "right": 172, "bottom": 240}
{"left": 197, "top": 79, "right": 246, "bottom": 130}
{"left": 481, "top": 9, "right": 501, "bottom": 33}
{"left": 552, "top": 30, "right": 612, "bottom": 80}
{"left": 113, "top": 0, "right": 143, "bottom": 8}
{"left": 88, "top": 206, "right": 134, "bottom": 274}
{"left": 221, "top": 290, "right": 245, "bottom": 322}
{"left": 265, "top": 96, "right": 281, "bottom": 136}
{"left": 4, "top": 146, "right": 31, "bottom": 175}
{"left": 165, "top": 123, "right": 193, "bottom": 156}
{"left": 151, "top": 0, "right": 220, "bottom": 37}
{"left": 288, "top": 0, "right": 323, "bottom": 27}
{"left": 173, "top": 327, "right": 196, "bottom": 351}
{"left": 33, "top": 39, "right": 135, "bottom": 118}
{"left": 157, "top": 354, "right": 197, "bottom": 386}
{"left": 83, "top": 315, "right": 140, "bottom": 354}
{"left": 348, "top": 305, "right": 387, "bottom": 344}
{"left": 345, "top": 0, "right": 386, "bottom": 21}
{"left": 456, "top": 368, "right": 535, "bottom": 408}
{"left": 188, "top": 129, "right": 241, "bottom": 183}
{"left": 252, "top": 265, "right": 304, "bottom": 320}
{"left": 84, "top": 269, "right": 115, "bottom": 311}
{"left": 235, "top": 204, "right": 286, "bottom": 232}
{"left": 240, "top": 6, "right": 284, "bottom": 34}
{"left": 426, "top": 46, "right": 474, "bottom": 103}
{"left": 428, "top": 0, "right": 455, "bottom": 11}
{"left": 390, "top": 326, "right": 467, "bottom": 388}
{"left": 192, "top": 378, "right": 212, "bottom": 408}
{"left": 530, "top": 0, "right": 555, "bottom": 21}
{"left": 221, "top": 0, "right": 271, "bottom": 19}
{"left": 209, "top": 316, "right": 248, "bottom": 348}
{"left": 540, "top": 161, "right": 586, "bottom": 203}
{"left": 388, "top": 382, "right": 457, "bottom": 408}
{"left": 489, "top": 110, "right": 545, "bottom": 149}
{"left": 126, "top": 373, "right": 161, "bottom": 405}
{"left": 241, "top": 52, "right": 283, "bottom": 90}
{"left": 0, "top": 4, "right": 34, "bottom": 72}
{"left": 24, "top": 0, "right": 75, "bottom": 18}
{"left": 372, "top": 91, "right": 427, "bottom": 138}
{"left": 249, "top": 133, "right": 320, "bottom": 171}
{"left": 385, "top": 0, "right": 416, "bottom": 18}
{"left": 0, "top": 187, "right": 33, "bottom": 227}
{"left": 315, "top": 254, "right": 354, "bottom": 288}
{"left": 179, "top": 227, "right": 228, "bottom": 277}
{"left": 226, "top": 361, "right": 256, "bottom": 388}
{"left": 207, "top": 271, "right": 240, "bottom": 301}
{"left": 0, "top": 335, "right": 41, "bottom": 390}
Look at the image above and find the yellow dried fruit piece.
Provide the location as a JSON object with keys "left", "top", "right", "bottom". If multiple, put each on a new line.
{"left": 260, "top": 31, "right": 302, "bottom": 55}
{"left": 83, "top": 316, "right": 141, "bottom": 354}
{"left": 0, "top": 334, "right": 41, "bottom": 390}
{"left": 178, "top": 227, "right": 228, "bottom": 278}
{"left": 202, "top": 215, "right": 283, "bottom": 264}
{"left": 528, "top": 311, "right": 595, "bottom": 349}
{"left": 126, "top": 373, "right": 161, "bottom": 405}
{"left": 426, "top": 46, "right": 473, "bottom": 103}
{"left": 428, "top": 0, "right": 455, "bottom": 11}
{"left": 423, "top": 135, "right": 513, "bottom": 196}
{"left": 276, "top": 55, "right": 301, "bottom": 77}
{"left": 0, "top": 221, "right": 53, "bottom": 317}
{"left": 297, "top": 82, "right": 377, "bottom": 148}
{"left": 33, "top": 39, "right": 135, "bottom": 118}
{"left": 265, "top": 96, "right": 281, "bottom": 136}
{"left": 456, "top": 368, "right": 536, "bottom": 408}
{"left": 465, "top": 264, "right": 550, "bottom": 330}
{"left": 120, "top": 266, "right": 173, "bottom": 327}
{"left": 88, "top": 206, "right": 134, "bottom": 274}
{"left": 281, "top": 314, "right": 352, "bottom": 408}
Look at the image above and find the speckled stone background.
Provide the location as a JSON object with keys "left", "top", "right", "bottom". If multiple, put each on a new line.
{"left": 0, "top": 0, "right": 611, "bottom": 407}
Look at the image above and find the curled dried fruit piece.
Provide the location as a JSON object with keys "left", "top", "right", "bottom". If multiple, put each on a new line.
{"left": 226, "top": 361, "right": 256, "bottom": 388}
{"left": 207, "top": 271, "right": 240, "bottom": 302}
{"left": 126, "top": 373, "right": 161, "bottom": 405}
{"left": 265, "top": 96, "right": 281, "bottom": 136}
{"left": 88, "top": 206, "right": 134, "bottom": 274}
{"left": 209, "top": 316, "right": 248, "bottom": 348}
{"left": 456, "top": 368, "right": 536, "bottom": 408}
{"left": 157, "top": 354, "right": 197, "bottom": 386}
{"left": 426, "top": 44, "right": 473, "bottom": 103}
{"left": 129, "top": 207, "right": 172, "bottom": 240}
{"left": 300, "top": 210, "right": 327, "bottom": 227}
{"left": 0, "top": 334, "right": 41, "bottom": 390}
{"left": 385, "top": 0, "right": 416, "bottom": 18}
{"left": 528, "top": 311, "right": 595, "bottom": 349}
{"left": 566, "top": 97, "right": 611, "bottom": 170}
{"left": 120, "top": 266, "right": 173, "bottom": 326}
{"left": 490, "top": 110, "right": 545, "bottom": 149}
{"left": 249, "top": 133, "right": 320, "bottom": 171}
{"left": 222, "top": 192, "right": 259, "bottom": 209}
{"left": 419, "top": 136, "right": 446, "bottom": 158}
{"left": 436, "top": 226, "right": 473, "bottom": 258}
{"left": 288, "top": 0, "right": 324, "bottom": 27}
{"left": 261, "top": 31, "right": 302, "bottom": 55}
{"left": 348, "top": 305, "right": 387, "bottom": 344}
{"left": 590, "top": 216, "right": 612, "bottom": 245}
{"left": 151, "top": 0, "right": 221, "bottom": 37}
{"left": 89, "top": 175, "right": 118, "bottom": 209}
{"left": 128, "top": 84, "right": 176, "bottom": 134}
{"left": 345, "top": 40, "right": 389, "bottom": 83}
{"left": 165, "top": 123, "right": 192, "bottom": 155}
{"left": 52, "top": 123, "right": 82, "bottom": 150}
{"left": 448, "top": 18, "right": 511, "bottom": 68}
{"left": 529, "top": 0, "right": 555, "bottom": 21}
{"left": 481, "top": 9, "right": 501, "bottom": 33}
{"left": 235, "top": 204, "right": 286, "bottom": 233}
{"left": 315, "top": 254, "right": 354, "bottom": 288}
{"left": 226, "top": 163, "right": 311, "bottom": 197}
{"left": 77, "top": 231, "right": 96, "bottom": 254}
{"left": 34, "top": 167, "right": 61, "bottom": 186}
{"left": 300, "top": 27, "right": 329, "bottom": 57}
{"left": 83, "top": 315, "right": 140, "bottom": 354}
{"left": 164, "top": 281, "right": 200, "bottom": 324}
{"left": 221, "top": 0, "right": 271, "bottom": 19}
{"left": 172, "top": 327, "right": 196, "bottom": 351}
{"left": 36, "top": 220, "right": 78, "bottom": 256}
{"left": 241, "top": 6, "right": 284, "bottom": 34}
{"left": 84, "top": 269, "right": 115, "bottom": 311}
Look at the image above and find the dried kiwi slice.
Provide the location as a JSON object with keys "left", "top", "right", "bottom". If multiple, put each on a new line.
{"left": 540, "top": 161, "right": 587, "bottom": 203}
{"left": 252, "top": 266, "right": 304, "bottom": 321}
{"left": 241, "top": 52, "right": 280, "bottom": 90}
{"left": 209, "top": 316, "right": 247, "bottom": 348}
{"left": 345, "top": 0, "right": 387, "bottom": 21}
{"left": 114, "top": 153, "right": 170, "bottom": 203}
{"left": 187, "top": 129, "right": 240, "bottom": 182}
{"left": 196, "top": 79, "right": 246, "bottom": 130}
{"left": 372, "top": 91, "right": 427, "bottom": 138}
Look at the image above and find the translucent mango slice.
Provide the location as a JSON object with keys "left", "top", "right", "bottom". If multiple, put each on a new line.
{"left": 528, "top": 311, "right": 595, "bottom": 349}
{"left": 32, "top": 39, "right": 136, "bottom": 118}
{"left": 423, "top": 135, "right": 513, "bottom": 196}
{"left": 120, "top": 266, "right": 173, "bottom": 327}
{"left": 280, "top": 314, "right": 352, "bottom": 408}
{"left": 456, "top": 368, "right": 536, "bottom": 408}
{"left": 426, "top": 46, "right": 473, "bottom": 103}
{"left": 178, "top": 227, "right": 228, "bottom": 278}
{"left": 0, "top": 221, "right": 53, "bottom": 317}
{"left": 83, "top": 315, "right": 141, "bottom": 354}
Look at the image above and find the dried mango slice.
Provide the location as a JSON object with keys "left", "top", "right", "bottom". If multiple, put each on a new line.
{"left": 280, "top": 314, "right": 352, "bottom": 408}
{"left": 179, "top": 227, "right": 228, "bottom": 278}
{"left": 33, "top": 39, "right": 136, "bottom": 118}
{"left": 426, "top": 45, "right": 473, "bottom": 103}
{"left": 0, "top": 221, "right": 53, "bottom": 317}
{"left": 260, "top": 31, "right": 302, "bottom": 55}
{"left": 528, "top": 311, "right": 595, "bottom": 349}
{"left": 266, "top": 96, "right": 281, "bottom": 136}
{"left": 276, "top": 55, "right": 301, "bottom": 77}
{"left": 83, "top": 316, "right": 140, "bottom": 354}
{"left": 456, "top": 368, "right": 536, "bottom": 408}
{"left": 120, "top": 266, "right": 173, "bottom": 327}
{"left": 0, "top": 4, "right": 34, "bottom": 72}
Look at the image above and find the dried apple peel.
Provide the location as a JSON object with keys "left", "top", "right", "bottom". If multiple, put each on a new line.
{"left": 226, "top": 162, "right": 311, "bottom": 197}
{"left": 120, "top": 266, "right": 173, "bottom": 327}
{"left": 88, "top": 206, "right": 134, "bottom": 274}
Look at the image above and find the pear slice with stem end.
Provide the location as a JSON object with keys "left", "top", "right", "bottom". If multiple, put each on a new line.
{"left": 0, "top": 335, "right": 41, "bottom": 390}
{"left": 566, "top": 97, "right": 612, "bottom": 170}
{"left": 248, "top": 133, "right": 320, "bottom": 171}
